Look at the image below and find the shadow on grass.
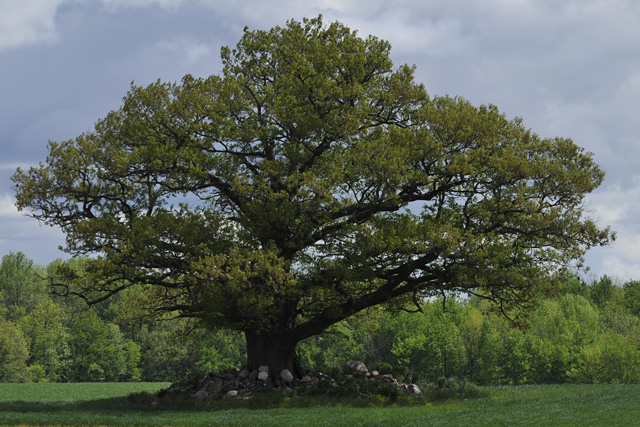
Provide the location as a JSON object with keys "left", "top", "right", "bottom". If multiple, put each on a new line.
{"left": 0, "top": 380, "right": 490, "bottom": 417}
{"left": 0, "top": 393, "right": 161, "bottom": 415}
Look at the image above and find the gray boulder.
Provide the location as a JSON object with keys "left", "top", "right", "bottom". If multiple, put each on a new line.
{"left": 342, "top": 360, "right": 368, "bottom": 376}
{"left": 280, "top": 369, "right": 294, "bottom": 382}
{"left": 408, "top": 384, "right": 421, "bottom": 394}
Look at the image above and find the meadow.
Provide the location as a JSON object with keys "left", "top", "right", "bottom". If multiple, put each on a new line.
{"left": 0, "top": 382, "right": 637, "bottom": 426}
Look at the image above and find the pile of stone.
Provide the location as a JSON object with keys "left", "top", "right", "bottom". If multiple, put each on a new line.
{"left": 156, "top": 360, "right": 420, "bottom": 402}
{"left": 341, "top": 360, "right": 422, "bottom": 395}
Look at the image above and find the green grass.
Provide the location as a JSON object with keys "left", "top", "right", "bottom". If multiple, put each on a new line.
{"left": 0, "top": 382, "right": 638, "bottom": 426}
{"left": 0, "top": 382, "right": 170, "bottom": 403}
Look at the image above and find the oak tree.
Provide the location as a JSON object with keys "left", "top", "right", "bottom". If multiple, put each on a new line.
{"left": 12, "top": 16, "right": 613, "bottom": 377}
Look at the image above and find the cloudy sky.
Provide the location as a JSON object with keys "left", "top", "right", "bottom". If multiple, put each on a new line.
{"left": 1, "top": 0, "right": 639, "bottom": 281}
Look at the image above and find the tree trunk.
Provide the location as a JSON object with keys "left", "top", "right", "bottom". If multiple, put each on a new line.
{"left": 245, "top": 331, "right": 304, "bottom": 378}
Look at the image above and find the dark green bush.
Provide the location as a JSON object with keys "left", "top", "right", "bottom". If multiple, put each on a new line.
{"left": 425, "top": 377, "right": 487, "bottom": 400}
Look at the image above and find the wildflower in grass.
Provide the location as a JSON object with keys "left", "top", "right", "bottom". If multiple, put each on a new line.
{"left": 374, "top": 394, "right": 387, "bottom": 404}
{"left": 279, "top": 396, "right": 291, "bottom": 408}
{"left": 402, "top": 395, "right": 414, "bottom": 405}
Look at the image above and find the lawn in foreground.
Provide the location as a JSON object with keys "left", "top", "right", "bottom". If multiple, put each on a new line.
{"left": 0, "top": 382, "right": 637, "bottom": 426}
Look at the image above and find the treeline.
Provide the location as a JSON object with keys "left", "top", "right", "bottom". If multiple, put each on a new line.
{"left": 0, "top": 252, "right": 245, "bottom": 383}
{"left": 2, "top": 251, "right": 640, "bottom": 385}
{"left": 301, "top": 275, "right": 640, "bottom": 385}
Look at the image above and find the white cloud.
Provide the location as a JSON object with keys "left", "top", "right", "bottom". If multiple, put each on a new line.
{"left": 0, "top": 194, "right": 21, "bottom": 219}
{"left": 0, "top": 193, "right": 67, "bottom": 263}
{"left": 0, "top": 0, "right": 73, "bottom": 51}
{"left": 601, "top": 237, "right": 640, "bottom": 281}
{"left": 584, "top": 176, "right": 640, "bottom": 280}
{"left": 590, "top": 178, "right": 640, "bottom": 227}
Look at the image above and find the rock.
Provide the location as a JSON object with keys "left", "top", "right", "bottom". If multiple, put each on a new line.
{"left": 249, "top": 369, "right": 259, "bottom": 380}
{"left": 408, "top": 384, "right": 421, "bottom": 395}
{"left": 226, "top": 390, "right": 238, "bottom": 397}
{"left": 258, "top": 371, "right": 269, "bottom": 381}
{"left": 221, "top": 381, "right": 243, "bottom": 393}
{"left": 280, "top": 369, "right": 294, "bottom": 382}
{"left": 205, "top": 379, "right": 223, "bottom": 394}
{"left": 370, "top": 370, "right": 380, "bottom": 376}
{"left": 258, "top": 365, "right": 270, "bottom": 373}
{"left": 301, "top": 375, "right": 313, "bottom": 383}
{"left": 342, "top": 360, "right": 368, "bottom": 376}
{"left": 378, "top": 374, "right": 395, "bottom": 382}
{"left": 195, "top": 390, "right": 208, "bottom": 401}
{"left": 238, "top": 368, "right": 250, "bottom": 379}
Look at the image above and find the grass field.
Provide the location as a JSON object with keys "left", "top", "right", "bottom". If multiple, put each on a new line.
{"left": 0, "top": 382, "right": 638, "bottom": 426}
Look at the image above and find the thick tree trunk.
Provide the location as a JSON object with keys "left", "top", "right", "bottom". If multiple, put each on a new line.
{"left": 245, "top": 331, "right": 304, "bottom": 378}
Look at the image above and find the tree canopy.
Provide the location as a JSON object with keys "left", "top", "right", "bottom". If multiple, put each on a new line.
{"left": 12, "top": 16, "right": 613, "bottom": 376}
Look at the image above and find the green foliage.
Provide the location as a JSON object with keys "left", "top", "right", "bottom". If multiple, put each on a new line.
{"left": 299, "top": 320, "right": 374, "bottom": 373}
{"left": 66, "top": 310, "right": 140, "bottom": 381}
{"left": 0, "top": 316, "right": 31, "bottom": 382}
{"left": 591, "top": 275, "right": 614, "bottom": 308}
{"left": 425, "top": 377, "right": 488, "bottom": 400}
{"left": 18, "top": 297, "right": 71, "bottom": 382}
{"left": 475, "top": 318, "right": 503, "bottom": 385}
{"left": 388, "top": 302, "right": 466, "bottom": 381}
{"left": 0, "top": 252, "right": 47, "bottom": 322}
{"left": 623, "top": 280, "right": 640, "bottom": 316}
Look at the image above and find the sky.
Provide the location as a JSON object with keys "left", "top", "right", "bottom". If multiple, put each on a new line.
{"left": 1, "top": 0, "right": 639, "bottom": 282}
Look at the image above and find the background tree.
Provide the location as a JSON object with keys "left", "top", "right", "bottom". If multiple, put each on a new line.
{"left": 66, "top": 309, "right": 139, "bottom": 381}
{"left": 0, "top": 316, "right": 31, "bottom": 382}
{"left": 12, "top": 16, "right": 613, "bottom": 377}
{"left": 590, "top": 275, "right": 615, "bottom": 309}
{"left": 0, "top": 252, "right": 47, "bottom": 322}
{"left": 17, "top": 297, "right": 71, "bottom": 382}
{"left": 623, "top": 280, "right": 640, "bottom": 317}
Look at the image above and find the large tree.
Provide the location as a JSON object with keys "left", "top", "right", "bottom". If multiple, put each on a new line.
{"left": 13, "top": 16, "right": 612, "bottom": 377}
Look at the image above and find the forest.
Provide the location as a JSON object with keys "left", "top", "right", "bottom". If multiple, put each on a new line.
{"left": 2, "top": 250, "right": 639, "bottom": 386}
